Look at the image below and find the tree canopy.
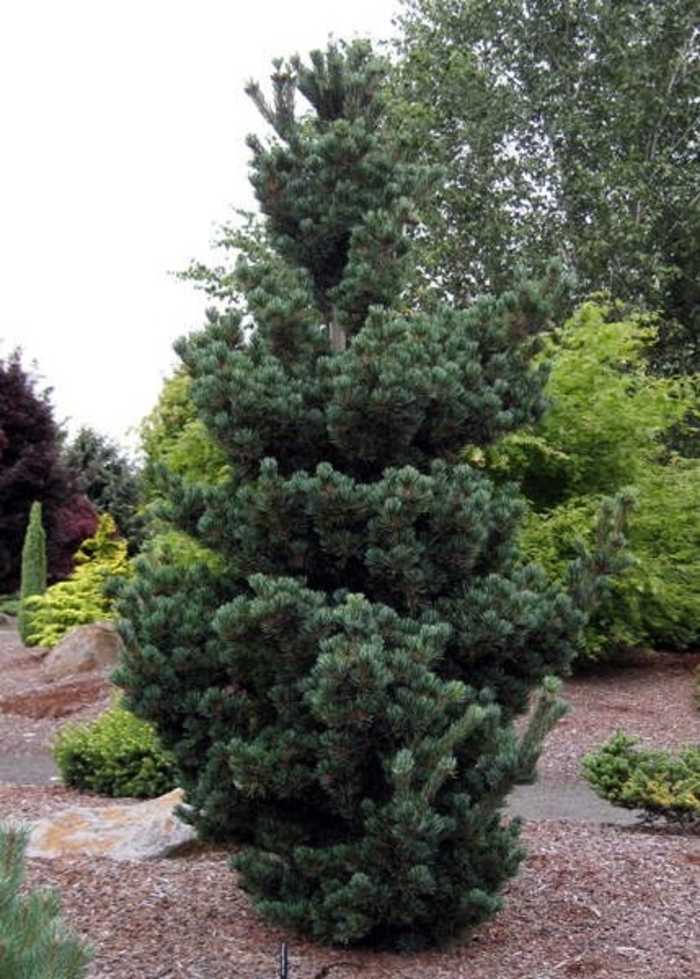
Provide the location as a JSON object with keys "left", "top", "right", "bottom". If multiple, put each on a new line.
{"left": 394, "top": 0, "right": 700, "bottom": 370}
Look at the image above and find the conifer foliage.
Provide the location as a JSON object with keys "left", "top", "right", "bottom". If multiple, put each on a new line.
{"left": 18, "top": 501, "right": 47, "bottom": 645}
{"left": 116, "top": 42, "right": 589, "bottom": 949}
{"left": 0, "top": 822, "right": 92, "bottom": 978}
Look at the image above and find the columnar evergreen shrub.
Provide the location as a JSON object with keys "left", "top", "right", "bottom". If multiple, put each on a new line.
{"left": 18, "top": 501, "right": 47, "bottom": 645}
{"left": 0, "top": 821, "right": 93, "bottom": 978}
{"left": 115, "top": 42, "right": 621, "bottom": 949}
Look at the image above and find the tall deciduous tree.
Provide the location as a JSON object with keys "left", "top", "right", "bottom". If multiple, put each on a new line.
{"left": 0, "top": 350, "right": 97, "bottom": 593}
{"left": 394, "top": 0, "right": 700, "bottom": 369}
{"left": 115, "top": 42, "right": 616, "bottom": 949}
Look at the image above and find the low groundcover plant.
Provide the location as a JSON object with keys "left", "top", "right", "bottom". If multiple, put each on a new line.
{"left": 582, "top": 731, "right": 700, "bottom": 829}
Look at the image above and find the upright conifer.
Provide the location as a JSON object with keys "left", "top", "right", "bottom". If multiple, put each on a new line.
{"left": 116, "top": 42, "right": 595, "bottom": 948}
{"left": 18, "top": 501, "right": 47, "bottom": 644}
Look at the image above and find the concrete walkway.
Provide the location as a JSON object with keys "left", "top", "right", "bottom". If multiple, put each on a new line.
{"left": 0, "top": 752, "right": 60, "bottom": 786}
{"left": 509, "top": 777, "right": 639, "bottom": 825}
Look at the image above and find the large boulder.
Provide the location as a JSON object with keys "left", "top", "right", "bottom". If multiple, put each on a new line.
{"left": 26, "top": 789, "right": 196, "bottom": 861}
{"left": 42, "top": 622, "right": 125, "bottom": 682}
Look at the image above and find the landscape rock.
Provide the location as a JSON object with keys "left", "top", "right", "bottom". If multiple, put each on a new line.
{"left": 42, "top": 622, "right": 125, "bottom": 681}
{"left": 26, "top": 789, "right": 197, "bottom": 861}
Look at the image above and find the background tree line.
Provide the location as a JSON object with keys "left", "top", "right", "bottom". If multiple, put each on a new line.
{"left": 393, "top": 0, "right": 700, "bottom": 375}
{"left": 0, "top": 348, "right": 141, "bottom": 598}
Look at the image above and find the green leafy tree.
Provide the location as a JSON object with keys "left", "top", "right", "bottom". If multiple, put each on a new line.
{"left": 135, "top": 367, "right": 229, "bottom": 568}
{"left": 139, "top": 367, "right": 229, "bottom": 498}
{"left": 493, "top": 301, "right": 700, "bottom": 654}
{"left": 0, "top": 822, "right": 93, "bottom": 978}
{"left": 393, "top": 0, "right": 700, "bottom": 369}
{"left": 115, "top": 42, "right": 617, "bottom": 949}
{"left": 18, "top": 501, "right": 47, "bottom": 644}
{"left": 61, "top": 427, "right": 144, "bottom": 552}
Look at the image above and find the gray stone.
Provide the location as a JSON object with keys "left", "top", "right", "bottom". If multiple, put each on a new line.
{"left": 43, "top": 622, "right": 125, "bottom": 681}
{"left": 26, "top": 789, "right": 197, "bottom": 861}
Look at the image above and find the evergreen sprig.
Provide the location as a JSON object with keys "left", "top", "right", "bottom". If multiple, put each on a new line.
{"left": 0, "top": 822, "right": 93, "bottom": 978}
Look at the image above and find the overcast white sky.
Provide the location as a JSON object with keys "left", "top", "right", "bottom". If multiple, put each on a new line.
{"left": 0, "top": 0, "right": 399, "bottom": 453}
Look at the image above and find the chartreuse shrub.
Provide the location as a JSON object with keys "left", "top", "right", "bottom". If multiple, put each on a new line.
{"left": 490, "top": 301, "right": 700, "bottom": 659}
{"left": 53, "top": 699, "right": 178, "bottom": 799}
{"left": 603, "top": 458, "right": 700, "bottom": 653}
{"left": 0, "top": 821, "right": 93, "bottom": 978}
{"left": 18, "top": 501, "right": 47, "bottom": 645}
{"left": 517, "top": 491, "right": 639, "bottom": 659}
{"left": 582, "top": 732, "right": 700, "bottom": 829}
{"left": 24, "top": 513, "right": 130, "bottom": 649}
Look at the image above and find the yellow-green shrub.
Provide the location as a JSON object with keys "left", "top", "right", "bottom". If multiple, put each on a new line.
{"left": 582, "top": 732, "right": 700, "bottom": 829}
{"left": 492, "top": 302, "right": 700, "bottom": 658}
{"left": 25, "top": 514, "right": 130, "bottom": 648}
{"left": 53, "top": 701, "right": 178, "bottom": 799}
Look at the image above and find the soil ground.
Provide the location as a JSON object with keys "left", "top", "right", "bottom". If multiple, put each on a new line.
{"left": 0, "top": 618, "right": 698, "bottom": 979}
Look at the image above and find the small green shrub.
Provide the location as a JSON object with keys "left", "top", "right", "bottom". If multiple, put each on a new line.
{"left": 53, "top": 701, "right": 179, "bottom": 799}
{"left": 0, "top": 821, "right": 93, "bottom": 978}
{"left": 0, "top": 595, "right": 19, "bottom": 616}
{"left": 582, "top": 732, "right": 700, "bottom": 829}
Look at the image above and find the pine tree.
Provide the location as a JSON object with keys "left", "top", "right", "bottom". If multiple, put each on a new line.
{"left": 0, "top": 822, "right": 93, "bottom": 978}
{"left": 18, "top": 502, "right": 47, "bottom": 645}
{"left": 116, "top": 41, "right": 595, "bottom": 949}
